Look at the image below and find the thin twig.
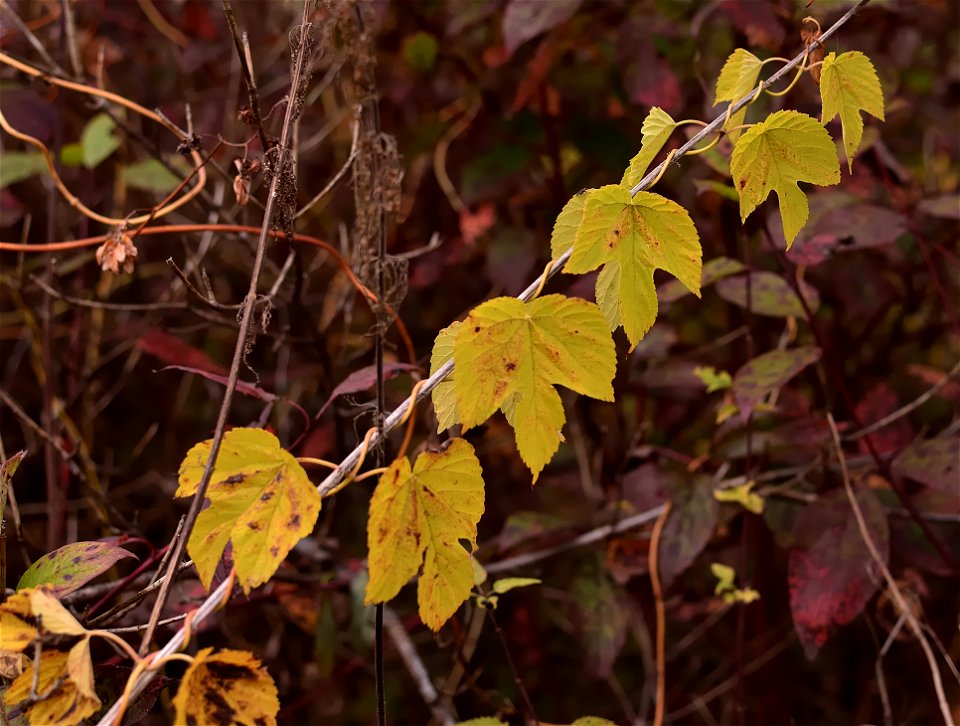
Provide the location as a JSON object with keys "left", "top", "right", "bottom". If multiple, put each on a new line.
{"left": 383, "top": 607, "right": 456, "bottom": 726}
{"left": 136, "top": 0, "right": 315, "bottom": 657}
{"left": 295, "top": 107, "right": 360, "bottom": 218}
{"left": 221, "top": 0, "right": 271, "bottom": 154}
{"left": 0, "top": 0, "right": 65, "bottom": 74}
{"left": 844, "top": 359, "right": 960, "bottom": 441}
{"left": 649, "top": 502, "right": 672, "bottom": 726}
{"left": 826, "top": 414, "right": 954, "bottom": 726}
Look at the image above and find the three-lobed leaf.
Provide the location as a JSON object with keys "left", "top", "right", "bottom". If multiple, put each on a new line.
{"left": 730, "top": 110, "right": 840, "bottom": 247}
{"left": 177, "top": 427, "right": 320, "bottom": 593}
{"left": 553, "top": 185, "right": 702, "bottom": 348}
{"left": 172, "top": 648, "right": 279, "bottom": 726}
{"left": 820, "top": 51, "right": 884, "bottom": 172}
{"left": 620, "top": 107, "right": 677, "bottom": 188}
{"left": 453, "top": 294, "right": 616, "bottom": 480}
{"left": 714, "top": 49, "right": 762, "bottom": 140}
{"left": 365, "top": 440, "right": 484, "bottom": 630}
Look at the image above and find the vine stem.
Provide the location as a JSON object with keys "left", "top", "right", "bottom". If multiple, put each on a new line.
{"left": 92, "top": 3, "right": 874, "bottom": 720}
{"left": 134, "top": 0, "right": 313, "bottom": 658}
{"left": 649, "top": 500, "right": 672, "bottom": 726}
{"left": 825, "top": 415, "right": 954, "bottom": 726}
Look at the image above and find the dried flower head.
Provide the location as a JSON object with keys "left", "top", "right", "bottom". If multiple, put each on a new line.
{"left": 95, "top": 230, "right": 138, "bottom": 274}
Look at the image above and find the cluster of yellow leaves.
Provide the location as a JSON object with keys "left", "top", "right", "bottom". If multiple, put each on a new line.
{"left": 0, "top": 589, "right": 100, "bottom": 725}
{"left": 714, "top": 49, "right": 883, "bottom": 247}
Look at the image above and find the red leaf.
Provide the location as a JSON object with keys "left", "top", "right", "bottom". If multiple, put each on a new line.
{"left": 659, "top": 474, "right": 719, "bottom": 588}
{"left": 316, "top": 363, "right": 420, "bottom": 418}
{"left": 459, "top": 203, "right": 497, "bottom": 246}
{"left": 788, "top": 488, "right": 888, "bottom": 659}
{"left": 137, "top": 330, "right": 226, "bottom": 375}
{"left": 854, "top": 383, "right": 913, "bottom": 455}
{"left": 511, "top": 39, "right": 560, "bottom": 114}
{"left": 622, "top": 43, "right": 682, "bottom": 112}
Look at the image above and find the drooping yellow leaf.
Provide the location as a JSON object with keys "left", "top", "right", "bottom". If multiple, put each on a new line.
{"left": 172, "top": 648, "right": 279, "bottom": 726}
{"left": 819, "top": 51, "right": 884, "bottom": 171}
{"left": 4, "top": 648, "right": 101, "bottom": 726}
{"left": 730, "top": 110, "right": 840, "bottom": 247}
{"left": 453, "top": 295, "right": 616, "bottom": 480}
{"left": 560, "top": 185, "right": 701, "bottom": 348}
{"left": 620, "top": 107, "right": 677, "bottom": 188}
{"left": 549, "top": 190, "right": 590, "bottom": 259}
{"left": 177, "top": 427, "right": 320, "bottom": 593}
{"left": 430, "top": 321, "right": 461, "bottom": 431}
{"left": 365, "top": 440, "right": 484, "bottom": 631}
{"left": 714, "top": 49, "right": 762, "bottom": 141}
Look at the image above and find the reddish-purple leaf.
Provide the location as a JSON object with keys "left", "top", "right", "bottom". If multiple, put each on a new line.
{"left": 659, "top": 474, "right": 719, "bottom": 588}
{"left": 854, "top": 383, "right": 914, "bottom": 455}
{"left": 788, "top": 488, "right": 888, "bottom": 659}
{"left": 732, "top": 347, "right": 821, "bottom": 419}
{"left": 316, "top": 363, "right": 421, "bottom": 417}
{"left": 622, "top": 42, "right": 682, "bottom": 112}
{"left": 659, "top": 257, "right": 745, "bottom": 303}
{"left": 892, "top": 437, "right": 959, "bottom": 492}
{"left": 137, "top": 330, "right": 226, "bottom": 375}
{"left": 17, "top": 541, "right": 136, "bottom": 597}
{"left": 502, "top": 0, "right": 582, "bottom": 55}
{"left": 719, "top": 0, "right": 785, "bottom": 50}
{"left": 716, "top": 271, "right": 819, "bottom": 318}
{"left": 571, "top": 566, "right": 627, "bottom": 678}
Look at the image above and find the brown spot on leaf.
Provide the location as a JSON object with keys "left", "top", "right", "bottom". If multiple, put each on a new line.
{"left": 288, "top": 514, "right": 300, "bottom": 529}
{"left": 270, "top": 546, "right": 280, "bottom": 557}
{"left": 203, "top": 687, "right": 235, "bottom": 725}
{"left": 225, "top": 474, "right": 244, "bottom": 485}
{"left": 72, "top": 556, "right": 82, "bottom": 564}
{"left": 738, "top": 177, "right": 747, "bottom": 190}
{"left": 505, "top": 360, "right": 516, "bottom": 372}
{"left": 247, "top": 521, "right": 261, "bottom": 531}
{"left": 260, "top": 491, "right": 274, "bottom": 502}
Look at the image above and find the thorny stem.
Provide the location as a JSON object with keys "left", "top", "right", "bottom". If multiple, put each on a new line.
{"left": 136, "top": 0, "right": 315, "bottom": 656}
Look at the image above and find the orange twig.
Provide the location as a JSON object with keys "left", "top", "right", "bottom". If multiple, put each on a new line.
{"left": 649, "top": 500, "right": 673, "bottom": 726}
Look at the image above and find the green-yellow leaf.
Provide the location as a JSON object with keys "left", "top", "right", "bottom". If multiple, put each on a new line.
{"left": 491, "top": 577, "right": 541, "bottom": 595}
{"left": 17, "top": 541, "right": 134, "bottom": 597}
{"left": 714, "top": 49, "right": 762, "bottom": 141}
{"left": 714, "top": 480, "right": 764, "bottom": 514}
{"left": 559, "top": 184, "right": 702, "bottom": 348}
{"left": 730, "top": 110, "right": 840, "bottom": 248}
{"left": 0, "top": 152, "right": 45, "bottom": 188}
{"left": 693, "top": 366, "right": 732, "bottom": 393}
{"left": 453, "top": 295, "right": 616, "bottom": 480}
{"left": 430, "top": 321, "right": 461, "bottom": 431}
{"left": 711, "top": 562, "right": 736, "bottom": 594}
{"left": 820, "top": 51, "right": 885, "bottom": 172}
{"left": 365, "top": 440, "right": 484, "bottom": 631}
{"left": 620, "top": 107, "right": 677, "bottom": 188}
{"left": 176, "top": 428, "right": 320, "bottom": 593}
{"left": 81, "top": 113, "right": 120, "bottom": 169}
{"left": 550, "top": 190, "right": 590, "bottom": 259}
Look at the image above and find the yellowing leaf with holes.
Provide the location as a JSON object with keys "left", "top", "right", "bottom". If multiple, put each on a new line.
{"left": 430, "top": 321, "right": 460, "bottom": 431}
{"left": 620, "top": 107, "right": 677, "bottom": 188}
{"left": 730, "top": 110, "right": 840, "bottom": 248}
{"left": 820, "top": 51, "right": 884, "bottom": 171}
{"left": 557, "top": 185, "right": 701, "bottom": 348}
{"left": 172, "top": 648, "right": 279, "bottom": 726}
{"left": 714, "top": 49, "right": 762, "bottom": 141}
{"left": 1, "top": 589, "right": 99, "bottom": 726}
{"left": 177, "top": 427, "right": 320, "bottom": 593}
{"left": 365, "top": 440, "right": 484, "bottom": 630}
{"left": 453, "top": 295, "right": 616, "bottom": 480}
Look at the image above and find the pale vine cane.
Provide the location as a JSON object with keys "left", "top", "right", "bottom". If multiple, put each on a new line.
{"left": 95, "top": 1, "right": 873, "bottom": 723}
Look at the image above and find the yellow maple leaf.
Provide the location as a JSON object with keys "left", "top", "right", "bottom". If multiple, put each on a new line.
{"left": 729, "top": 110, "right": 840, "bottom": 247}
{"left": 177, "top": 427, "right": 320, "bottom": 593}
{"left": 819, "top": 51, "right": 885, "bottom": 172}
{"left": 365, "top": 440, "right": 484, "bottom": 630}
{"left": 714, "top": 48, "right": 762, "bottom": 141}
{"left": 172, "top": 647, "right": 279, "bottom": 726}
{"left": 619, "top": 107, "right": 678, "bottom": 189}
{"left": 453, "top": 295, "right": 616, "bottom": 480}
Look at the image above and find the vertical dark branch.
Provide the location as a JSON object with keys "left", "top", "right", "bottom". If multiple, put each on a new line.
{"left": 221, "top": 0, "right": 272, "bottom": 154}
